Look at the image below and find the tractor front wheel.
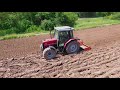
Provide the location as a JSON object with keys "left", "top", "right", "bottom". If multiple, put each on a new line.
{"left": 43, "top": 47, "right": 56, "bottom": 60}
{"left": 66, "top": 41, "right": 79, "bottom": 54}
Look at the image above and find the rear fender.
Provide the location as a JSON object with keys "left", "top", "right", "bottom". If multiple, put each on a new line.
{"left": 64, "top": 38, "right": 77, "bottom": 49}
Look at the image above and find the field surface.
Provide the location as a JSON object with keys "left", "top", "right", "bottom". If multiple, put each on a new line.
{"left": 1, "top": 24, "right": 120, "bottom": 78}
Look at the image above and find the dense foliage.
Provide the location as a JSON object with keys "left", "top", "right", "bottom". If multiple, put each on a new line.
{"left": 105, "top": 12, "right": 120, "bottom": 20}
{"left": 0, "top": 12, "right": 78, "bottom": 35}
{"left": 0, "top": 12, "right": 120, "bottom": 36}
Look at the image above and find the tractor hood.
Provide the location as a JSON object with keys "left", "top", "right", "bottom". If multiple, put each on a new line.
{"left": 43, "top": 38, "right": 57, "bottom": 48}
{"left": 43, "top": 38, "right": 57, "bottom": 43}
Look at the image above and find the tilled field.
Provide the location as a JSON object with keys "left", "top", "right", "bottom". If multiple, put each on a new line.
{"left": 1, "top": 24, "right": 120, "bottom": 78}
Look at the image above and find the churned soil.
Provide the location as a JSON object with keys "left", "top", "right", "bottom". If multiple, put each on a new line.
{"left": 1, "top": 24, "right": 120, "bottom": 78}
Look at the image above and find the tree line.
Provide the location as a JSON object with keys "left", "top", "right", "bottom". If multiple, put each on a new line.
{"left": 0, "top": 12, "right": 119, "bottom": 36}
{"left": 0, "top": 12, "right": 78, "bottom": 34}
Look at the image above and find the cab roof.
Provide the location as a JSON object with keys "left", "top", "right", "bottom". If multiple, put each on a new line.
{"left": 54, "top": 26, "right": 74, "bottom": 31}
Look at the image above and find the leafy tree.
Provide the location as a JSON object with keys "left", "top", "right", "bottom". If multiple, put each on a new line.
{"left": 0, "top": 12, "right": 79, "bottom": 34}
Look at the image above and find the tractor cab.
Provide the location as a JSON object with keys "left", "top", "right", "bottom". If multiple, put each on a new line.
{"left": 40, "top": 26, "right": 91, "bottom": 60}
{"left": 54, "top": 26, "right": 74, "bottom": 47}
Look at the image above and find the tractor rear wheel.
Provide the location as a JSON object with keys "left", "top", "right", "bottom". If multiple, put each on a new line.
{"left": 66, "top": 41, "right": 79, "bottom": 54}
{"left": 43, "top": 47, "right": 56, "bottom": 60}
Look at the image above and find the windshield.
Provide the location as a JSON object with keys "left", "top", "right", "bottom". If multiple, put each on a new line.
{"left": 70, "top": 30, "right": 73, "bottom": 38}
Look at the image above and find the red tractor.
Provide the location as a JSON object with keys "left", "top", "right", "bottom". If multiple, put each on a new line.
{"left": 40, "top": 26, "right": 91, "bottom": 60}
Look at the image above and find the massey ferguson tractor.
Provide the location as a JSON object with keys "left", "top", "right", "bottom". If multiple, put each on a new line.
{"left": 40, "top": 26, "right": 91, "bottom": 60}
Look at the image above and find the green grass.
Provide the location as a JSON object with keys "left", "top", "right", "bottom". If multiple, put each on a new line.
{"left": 0, "top": 31, "right": 49, "bottom": 40}
{"left": 1, "top": 17, "right": 120, "bottom": 40}
{"left": 74, "top": 17, "right": 120, "bottom": 30}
